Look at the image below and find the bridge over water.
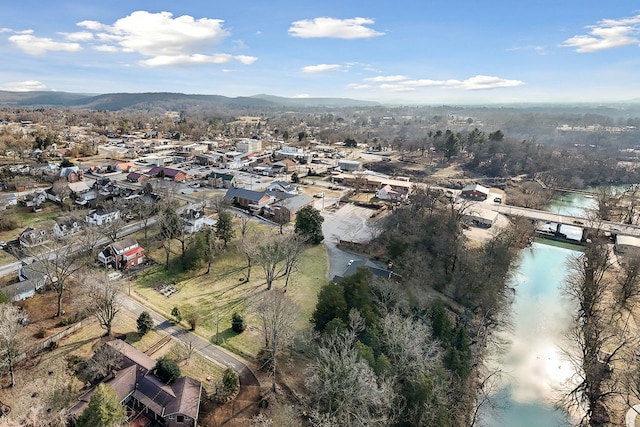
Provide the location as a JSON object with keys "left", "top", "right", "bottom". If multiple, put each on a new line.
{"left": 486, "top": 204, "right": 640, "bottom": 238}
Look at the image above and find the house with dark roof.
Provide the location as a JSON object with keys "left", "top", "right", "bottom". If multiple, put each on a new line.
{"left": 53, "top": 217, "right": 82, "bottom": 238}
{"left": 270, "top": 193, "right": 314, "bottom": 223}
{"left": 1, "top": 261, "right": 52, "bottom": 301}
{"left": 59, "top": 166, "right": 83, "bottom": 183}
{"left": 19, "top": 227, "right": 49, "bottom": 247}
{"left": 207, "top": 172, "right": 237, "bottom": 189}
{"left": 70, "top": 339, "right": 202, "bottom": 427}
{"left": 98, "top": 238, "right": 145, "bottom": 271}
{"left": 147, "top": 166, "right": 187, "bottom": 182}
{"left": 266, "top": 180, "right": 298, "bottom": 195}
{"left": 224, "top": 187, "right": 272, "bottom": 210}
{"left": 332, "top": 259, "right": 401, "bottom": 284}
{"left": 126, "top": 171, "right": 150, "bottom": 183}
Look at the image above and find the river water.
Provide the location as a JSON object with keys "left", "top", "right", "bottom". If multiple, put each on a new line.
{"left": 479, "top": 194, "right": 596, "bottom": 426}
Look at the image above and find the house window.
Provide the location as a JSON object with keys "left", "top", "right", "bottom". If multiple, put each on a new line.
{"left": 176, "top": 415, "right": 185, "bottom": 423}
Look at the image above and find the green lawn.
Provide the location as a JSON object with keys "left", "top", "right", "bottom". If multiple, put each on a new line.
{"left": 130, "top": 230, "right": 330, "bottom": 360}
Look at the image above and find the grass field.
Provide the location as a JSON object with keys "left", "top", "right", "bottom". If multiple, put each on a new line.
{"left": 129, "top": 224, "right": 330, "bottom": 360}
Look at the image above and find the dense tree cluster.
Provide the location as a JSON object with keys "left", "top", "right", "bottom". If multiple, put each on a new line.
{"left": 308, "top": 191, "right": 531, "bottom": 425}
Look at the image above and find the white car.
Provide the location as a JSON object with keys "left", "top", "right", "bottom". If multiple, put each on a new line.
{"left": 347, "top": 259, "right": 354, "bottom": 266}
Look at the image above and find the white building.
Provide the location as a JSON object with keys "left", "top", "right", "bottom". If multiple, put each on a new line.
{"left": 236, "top": 139, "right": 262, "bottom": 154}
{"left": 85, "top": 208, "right": 121, "bottom": 226}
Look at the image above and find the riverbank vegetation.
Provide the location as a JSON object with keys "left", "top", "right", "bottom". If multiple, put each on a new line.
{"left": 563, "top": 234, "right": 640, "bottom": 426}
{"left": 305, "top": 187, "right": 534, "bottom": 426}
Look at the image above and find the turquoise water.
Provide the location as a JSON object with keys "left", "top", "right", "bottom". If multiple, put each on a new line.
{"left": 479, "top": 191, "right": 607, "bottom": 426}
{"left": 480, "top": 243, "right": 580, "bottom": 427}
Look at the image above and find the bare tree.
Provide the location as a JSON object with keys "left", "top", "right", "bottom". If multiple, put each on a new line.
{"left": 279, "top": 234, "right": 304, "bottom": 291}
{"left": 159, "top": 204, "right": 182, "bottom": 270}
{"left": 0, "top": 303, "right": 24, "bottom": 387}
{"left": 305, "top": 314, "right": 397, "bottom": 426}
{"left": 240, "top": 231, "right": 257, "bottom": 281}
{"left": 27, "top": 237, "right": 84, "bottom": 317}
{"left": 252, "top": 289, "right": 299, "bottom": 392}
{"left": 253, "top": 232, "right": 288, "bottom": 290}
{"left": 84, "top": 272, "right": 121, "bottom": 336}
{"left": 202, "top": 226, "right": 220, "bottom": 275}
{"left": 238, "top": 214, "right": 251, "bottom": 238}
{"left": 99, "top": 216, "right": 128, "bottom": 243}
{"left": 562, "top": 240, "right": 624, "bottom": 426}
{"left": 82, "top": 342, "right": 123, "bottom": 382}
{"left": 615, "top": 255, "right": 640, "bottom": 307}
{"left": 77, "top": 224, "right": 104, "bottom": 259}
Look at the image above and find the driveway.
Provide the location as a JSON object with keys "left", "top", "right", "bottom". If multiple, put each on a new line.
{"left": 119, "top": 294, "right": 258, "bottom": 379}
{"left": 321, "top": 203, "right": 380, "bottom": 279}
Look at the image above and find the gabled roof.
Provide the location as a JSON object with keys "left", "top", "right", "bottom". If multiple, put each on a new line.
{"left": 208, "top": 172, "right": 235, "bottom": 181}
{"left": 224, "top": 187, "right": 269, "bottom": 203}
{"left": 110, "top": 237, "right": 139, "bottom": 254}
{"left": 461, "top": 183, "right": 490, "bottom": 194}
{"left": 275, "top": 193, "right": 314, "bottom": 212}
{"left": 147, "top": 166, "right": 184, "bottom": 178}
{"left": 68, "top": 181, "right": 91, "bottom": 193}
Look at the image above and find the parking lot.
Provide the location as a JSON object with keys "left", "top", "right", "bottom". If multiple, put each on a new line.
{"left": 321, "top": 203, "right": 381, "bottom": 279}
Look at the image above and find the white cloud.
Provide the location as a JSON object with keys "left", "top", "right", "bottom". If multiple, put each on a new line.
{"left": 0, "top": 28, "right": 11, "bottom": 33}
{"left": 446, "top": 75, "right": 525, "bottom": 90}
{"left": 354, "top": 74, "right": 524, "bottom": 91}
{"left": 561, "top": 14, "right": 640, "bottom": 52}
{"left": 61, "top": 31, "right": 94, "bottom": 42}
{"left": 289, "top": 17, "right": 384, "bottom": 39}
{"left": 73, "top": 11, "right": 256, "bottom": 67}
{"left": 93, "top": 44, "right": 119, "bottom": 53}
{"left": 365, "top": 75, "right": 408, "bottom": 82}
{"left": 1, "top": 80, "right": 50, "bottom": 91}
{"left": 346, "top": 83, "right": 372, "bottom": 90}
{"left": 139, "top": 53, "right": 257, "bottom": 67}
{"left": 235, "top": 55, "right": 258, "bottom": 65}
{"left": 292, "top": 94, "right": 311, "bottom": 98}
{"left": 302, "top": 64, "right": 342, "bottom": 73}
{"left": 9, "top": 33, "right": 82, "bottom": 55}
{"left": 506, "top": 45, "right": 547, "bottom": 55}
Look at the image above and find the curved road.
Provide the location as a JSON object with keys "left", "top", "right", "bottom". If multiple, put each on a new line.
{"left": 120, "top": 294, "right": 259, "bottom": 385}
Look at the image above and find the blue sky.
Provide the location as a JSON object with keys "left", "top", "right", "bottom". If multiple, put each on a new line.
{"left": 1, "top": 1, "right": 639, "bottom": 104}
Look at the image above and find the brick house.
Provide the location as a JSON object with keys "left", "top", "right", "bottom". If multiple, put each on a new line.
{"left": 70, "top": 340, "right": 202, "bottom": 427}
{"left": 147, "top": 166, "right": 187, "bottom": 182}
{"left": 98, "top": 238, "right": 145, "bottom": 271}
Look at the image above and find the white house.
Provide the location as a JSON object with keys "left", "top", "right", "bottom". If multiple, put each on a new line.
{"left": 181, "top": 209, "right": 206, "bottom": 233}
{"left": 53, "top": 218, "right": 83, "bottom": 238}
{"left": 85, "top": 208, "right": 121, "bottom": 226}
{"left": 266, "top": 181, "right": 298, "bottom": 195}
{"left": 375, "top": 184, "right": 408, "bottom": 201}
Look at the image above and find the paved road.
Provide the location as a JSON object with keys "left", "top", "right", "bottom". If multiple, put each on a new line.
{"left": 119, "top": 294, "right": 258, "bottom": 383}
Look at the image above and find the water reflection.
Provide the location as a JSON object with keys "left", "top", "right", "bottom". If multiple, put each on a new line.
{"left": 480, "top": 243, "right": 579, "bottom": 427}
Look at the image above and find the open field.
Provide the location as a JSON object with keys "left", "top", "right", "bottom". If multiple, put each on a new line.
{"left": 130, "top": 235, "right": 329, "bottom": 360}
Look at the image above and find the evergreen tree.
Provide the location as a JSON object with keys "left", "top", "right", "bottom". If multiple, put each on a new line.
{"left": 294, "top": 205, "right": 324, "bottom": 244}
{"left": 136, "top": 311, "right": 154, "bottom": 335}
{"left": 76, "top": 383, "right": 126, "bottom": 427}
{"left": 216, "top": 210, "right": 235, "bottom": 247}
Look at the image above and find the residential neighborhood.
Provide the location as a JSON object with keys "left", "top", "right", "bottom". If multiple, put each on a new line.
{"left": 0, "top": 100, "right": 639, "bottom": 427}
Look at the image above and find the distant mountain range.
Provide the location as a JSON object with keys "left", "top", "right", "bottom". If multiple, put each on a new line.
{"left": 0, "top": 90, "right": 380, "bottom": 111}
